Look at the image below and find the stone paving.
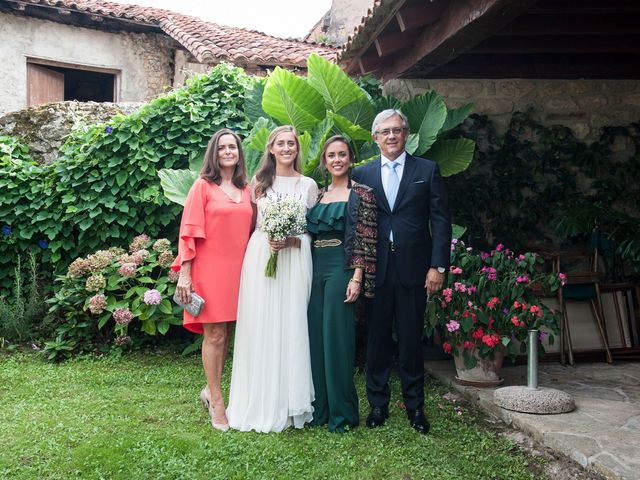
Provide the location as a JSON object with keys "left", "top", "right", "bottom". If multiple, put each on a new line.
{"left": 425, "top": 360, "right": 640, "bottom": 480}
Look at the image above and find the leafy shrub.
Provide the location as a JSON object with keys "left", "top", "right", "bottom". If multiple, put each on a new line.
{"left": 0, "top": 251, "right": 50, "bottom": 346}
{"left": 0, "top": 64, "right": 253, "bottom": 292}
{"left": 45, "top": 234, "right": 183, "bottom": 361}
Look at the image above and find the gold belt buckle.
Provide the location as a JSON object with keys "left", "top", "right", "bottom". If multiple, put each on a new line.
{"left": 314, "top": 239, "right": 342, "bottom": 248}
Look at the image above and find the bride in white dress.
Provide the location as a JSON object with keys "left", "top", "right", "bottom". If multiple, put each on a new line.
{"left": 227, "top": 125, "right": 318, "bottom": 432}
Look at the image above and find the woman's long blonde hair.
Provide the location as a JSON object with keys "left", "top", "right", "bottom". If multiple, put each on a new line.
{"left": 253, "top": 125, "right": 303, "bottom": 199}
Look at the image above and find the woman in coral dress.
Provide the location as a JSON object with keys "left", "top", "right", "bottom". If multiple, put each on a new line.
{"left": 227, "top": 125, "right": 318, "bottom": 433}
{"left": 172, "top": 128, "right": 253, "bottom": 431}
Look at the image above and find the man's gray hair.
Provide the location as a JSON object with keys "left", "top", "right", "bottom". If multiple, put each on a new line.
{"left": 371, "top": 109, "right": 409, "bottom": 136}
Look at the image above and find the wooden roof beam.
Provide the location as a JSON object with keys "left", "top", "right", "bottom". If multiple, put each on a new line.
{"left": 379, "top": 0, "right": 538, "bottom": 80}
{"left": 419, "top": 53, "right": 640, "bottom": 79}
{"left": 374, "top": 31, "right": 416, "bottom": 57}
{"left": 358, "top": 54, "right": 384, "bottom": 75}
{"left": 395, "top": 1, "right": 448, "bottom": 32}
{"left": 340, "top": 0, "right": 408, "bottom": 75}
{"left": 530, "top": 0, "right": 640, "bottom": 15}
{"left": 498, "top": 15, "right": 640, "bottom": 36}
{"left": 470, "top": 35, "right": 640, "bottom": 54}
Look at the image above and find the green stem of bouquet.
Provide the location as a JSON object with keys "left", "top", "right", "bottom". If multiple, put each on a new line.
{"left": 265, "top": 252, "right": 278, "bottom": 278}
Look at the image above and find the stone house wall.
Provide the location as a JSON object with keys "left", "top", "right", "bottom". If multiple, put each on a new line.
{"left": 325, "top": 0, "right": 373, "bottom": 45}
{"left": 0, "top": 101, "right": 141, "bottom": 164}
{"left": 0, "top": 11, "right": 177, "bottom": 116}
{"left": 384, "top": 79, "right": 640, "bottom": 142}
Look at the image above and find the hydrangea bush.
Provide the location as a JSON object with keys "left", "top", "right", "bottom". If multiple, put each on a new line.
{"left": 47, "top": 234, "right": 183, "bottom": 356}
{"left": 426, "top": 240, "right": 564, "bottom": 368}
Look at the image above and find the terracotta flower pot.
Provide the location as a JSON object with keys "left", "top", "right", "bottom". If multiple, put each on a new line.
{"left": 453, "top": 346, "right": 505, "bottom": 387}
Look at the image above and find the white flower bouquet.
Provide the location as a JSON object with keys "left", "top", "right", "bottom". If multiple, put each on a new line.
{"left": 261, "top": 194, "right": 307, "bottom": 278}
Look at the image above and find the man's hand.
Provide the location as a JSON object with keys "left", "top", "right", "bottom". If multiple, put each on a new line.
{"left": 425, "top": 268, "right": 445, "bottom": 296}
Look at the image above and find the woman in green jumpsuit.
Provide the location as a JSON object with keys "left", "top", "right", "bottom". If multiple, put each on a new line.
{"left": 307, "top": 136, "right": 377, "bottom": 432}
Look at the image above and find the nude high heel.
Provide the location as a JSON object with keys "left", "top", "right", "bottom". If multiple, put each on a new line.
{"left": 209, "top": 404, "right": 229, "bottom": 432}
{"left": 200, "top": 387, "right": 211, "bottom": 410}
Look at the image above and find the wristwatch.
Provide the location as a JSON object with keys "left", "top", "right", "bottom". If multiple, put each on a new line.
{"left": 436, "top": 267, "right": 446, "bottom": 274}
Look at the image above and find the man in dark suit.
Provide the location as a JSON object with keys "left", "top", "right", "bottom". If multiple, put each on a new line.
{"left": 352, "top": 109, "right": 451, "bottom": 435}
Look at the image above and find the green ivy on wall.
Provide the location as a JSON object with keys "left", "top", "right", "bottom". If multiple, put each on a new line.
{"left": 0, "top": 64, "right": 253, "bottom": 292}
{"left": 448, "top": 111, "right": 640, "bottom": 274}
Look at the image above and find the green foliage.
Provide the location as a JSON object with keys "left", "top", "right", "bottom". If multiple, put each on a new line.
{"left": 0, "top": 64, "right": 252, "bottom": 293}
{"left": 448, "top": 112, "right": 640, "bottom": 275}
{"left": 45, "top": 234, "right": 184, "bottom": 361}
{"left": 0, "top": 353, "right": 545, "bottom": 479}
{"left": 426, "top": 241, "right": 562, "bottom": 363}
{"left": 159, "top": 55, "right": 475, "bottom": 203}
{"left": 0, "top": 251, "right": 50, "bottom": 346}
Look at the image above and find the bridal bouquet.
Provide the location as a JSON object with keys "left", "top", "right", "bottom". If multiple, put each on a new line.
{"left": 261, "top": 194, "right": 307, "bottom": 278}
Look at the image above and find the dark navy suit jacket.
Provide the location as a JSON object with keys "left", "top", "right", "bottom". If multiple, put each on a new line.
{"left": 353, "top": 154, "right": 452, "bottom": 288}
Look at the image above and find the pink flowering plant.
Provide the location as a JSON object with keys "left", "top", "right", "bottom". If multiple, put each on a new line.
{"left": 48, "top": 234, "right": 182, "bottom": 350}
{"left": 426, "top": 240, "right": 564, "bottom": 368}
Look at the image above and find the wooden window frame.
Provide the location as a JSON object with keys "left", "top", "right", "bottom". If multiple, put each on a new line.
{"left": 26, "top": 57, "right": 121, "bottom": 103}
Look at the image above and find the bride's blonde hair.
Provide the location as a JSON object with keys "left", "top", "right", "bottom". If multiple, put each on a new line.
{"left": 253, "top": 125, "right": 303, "bottom": 199}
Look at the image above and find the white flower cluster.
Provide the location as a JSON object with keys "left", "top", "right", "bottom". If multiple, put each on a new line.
{"left": 261, "top": 194, "right": 306, "bottom": 241}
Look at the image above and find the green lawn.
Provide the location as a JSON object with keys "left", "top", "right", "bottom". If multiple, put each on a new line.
{"left": 0, "top": 352, "right": 540, "bottom": 479}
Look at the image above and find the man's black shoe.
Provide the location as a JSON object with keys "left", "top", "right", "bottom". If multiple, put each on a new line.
{"left": 366, "top": 406, "right": 389, "bottom": 428}
{"left": 407, "top": 408, "right": 430, "bottom": 435}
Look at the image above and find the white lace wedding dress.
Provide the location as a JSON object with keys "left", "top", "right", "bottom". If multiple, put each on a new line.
{"left": 227, "top": 175, "right": 318, "bottom": 432}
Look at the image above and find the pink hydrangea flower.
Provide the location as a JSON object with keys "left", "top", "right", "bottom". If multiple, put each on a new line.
{"left": 495, "top": 243, "right": 504, "bottom": 252}
{"left": 115, "top": 335, "right": 131, "bottom": 346}
{"left": 129, "top": 234, "right": 151, "bottom": 253}
{"left": 88, "top": 294, "right": 107, "bottom": 314}
{"left": 143, "top": 289, "right": 162, "bottom": 305}
{"left": 516, "top": 275, "right": 530, "bottom": 284}
{"left": 113, "top": 308, "right": 133, "bottom": 325}
{"left": 118, "top": 262, "right": 137, "bottom": 277}
{"left": 168, "top": 270, "right": 179, "bottom": 283}
{"left": 132, "top": 249, "right": 149, "bottom": 265}
{"left": 450, "top": 266, "right": 463, "bottom": 274}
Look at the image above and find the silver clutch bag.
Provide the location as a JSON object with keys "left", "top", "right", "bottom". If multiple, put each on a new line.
{"left": 172, "top": 291, "right": 205, "bottom": 317}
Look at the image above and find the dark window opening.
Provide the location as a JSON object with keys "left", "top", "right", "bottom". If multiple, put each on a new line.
{"left": 27, "top": 62, "right": 116, "bottom": 104}
{"left": 47, "top": 65, "right": 115, "bottom": 102}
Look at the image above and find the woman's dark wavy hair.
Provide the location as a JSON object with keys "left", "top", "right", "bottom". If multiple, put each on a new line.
{"left": 200, "top": 128, "right": 247, "bottom": 188}
{"left": 253, "top": 125, "right": 302, "bottom": 199}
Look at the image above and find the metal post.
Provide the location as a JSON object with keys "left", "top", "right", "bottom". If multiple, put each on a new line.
{"left": 528, "top": 329, "right": 539, "bottom": 390}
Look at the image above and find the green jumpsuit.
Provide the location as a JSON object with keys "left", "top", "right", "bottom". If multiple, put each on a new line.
{"left": 306, "top": 201, "right": 359, "bottom": 432}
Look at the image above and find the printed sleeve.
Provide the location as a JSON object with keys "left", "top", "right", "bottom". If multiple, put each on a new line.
{"left": 171, "top": 178, "right": 208, "bottom": 271}
{"left": 349, "top": 186, "right": 378, "bottom": 298}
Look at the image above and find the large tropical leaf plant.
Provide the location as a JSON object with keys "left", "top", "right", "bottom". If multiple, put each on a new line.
{"left": 159, "top": 54, "right": 475, "bottom": 205}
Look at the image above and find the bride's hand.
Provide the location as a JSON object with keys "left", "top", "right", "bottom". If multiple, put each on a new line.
{"left": 269, "top": 239, "right": 286, "bottom": 253}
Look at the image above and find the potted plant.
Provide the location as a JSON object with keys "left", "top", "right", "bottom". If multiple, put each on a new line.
{"left": 426, "top": 240, "right": 564, "bottom": 387}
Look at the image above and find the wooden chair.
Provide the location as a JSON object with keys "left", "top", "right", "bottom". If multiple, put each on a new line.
{"left": 553, "top": 250, "right": 613, "bottom": 365}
